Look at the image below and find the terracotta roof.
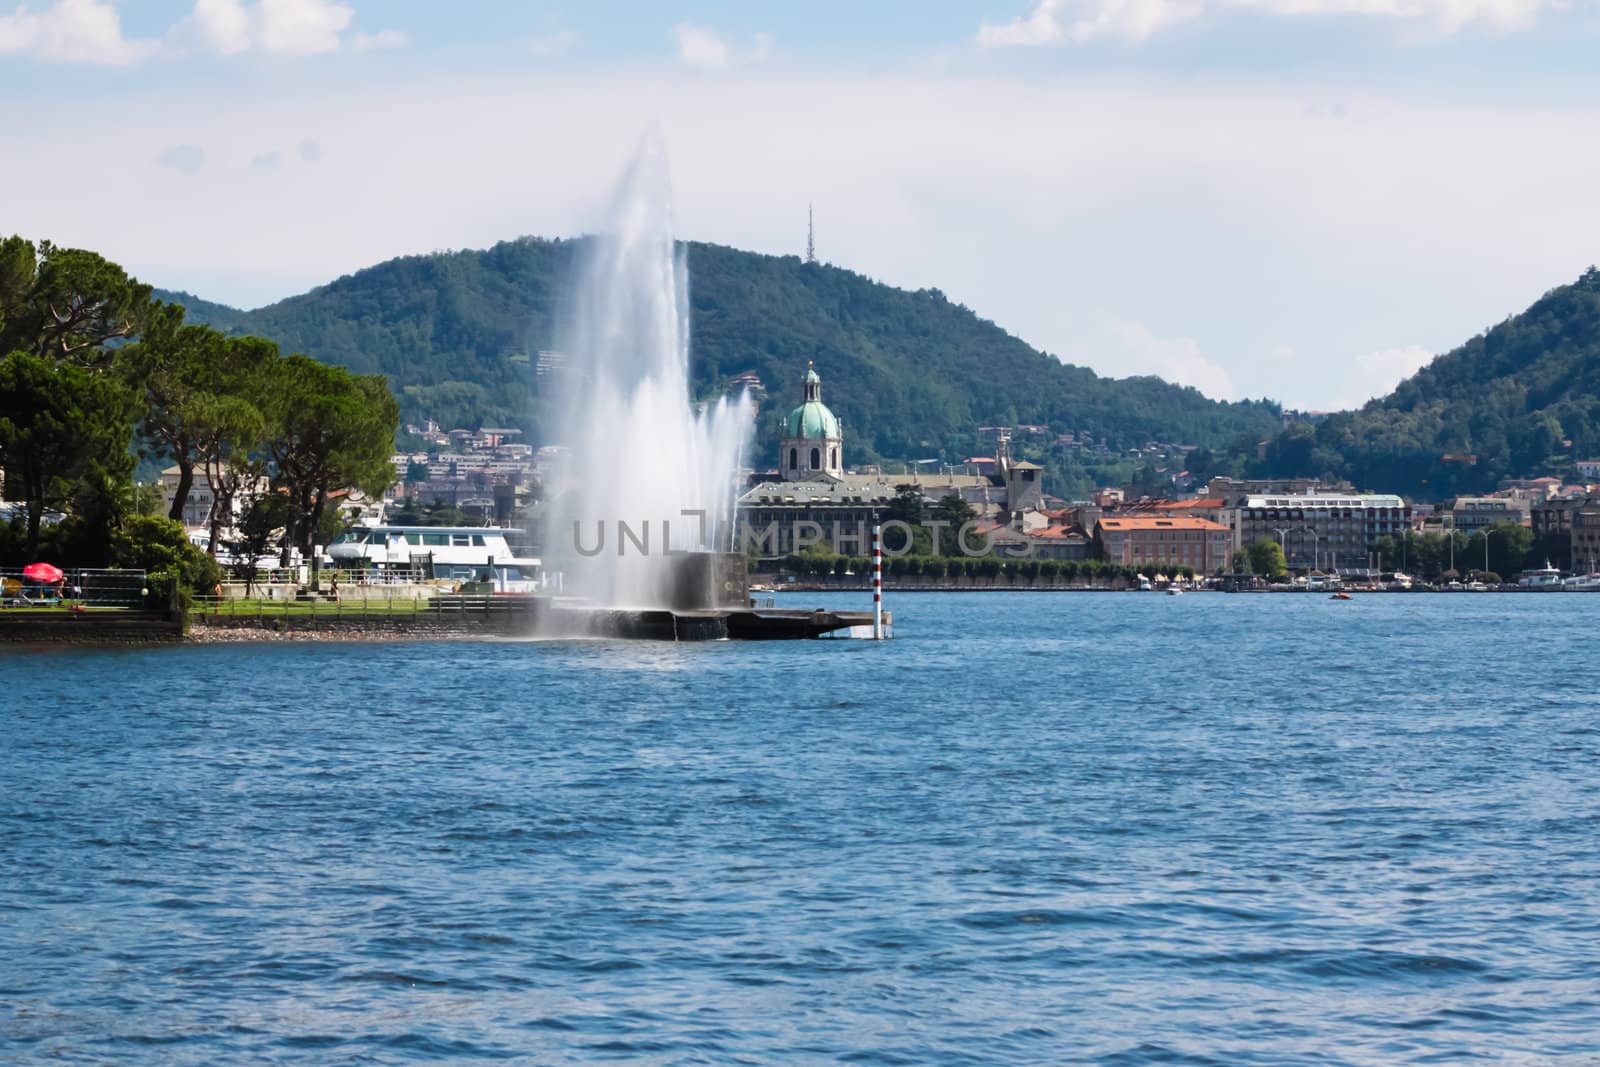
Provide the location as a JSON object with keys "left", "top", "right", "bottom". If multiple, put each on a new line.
{"left": 1027, "top": 525, "right": 1088, "bottom": 540}
{"left": 1153, "top": 497, "right": 1225, "bottom": 509}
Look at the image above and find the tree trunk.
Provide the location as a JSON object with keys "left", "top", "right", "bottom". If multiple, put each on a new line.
{"left": 207, "top": 461, "right": 233, "bottom": 561}
{"left": 167, "top": 455, "right": 193, "bottom": 523}
{"left": 25, "top": 500, "right": 42, "bottom": 559}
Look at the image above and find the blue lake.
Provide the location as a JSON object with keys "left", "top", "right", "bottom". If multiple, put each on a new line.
{"left": 3, "top": 591, "right": 1599, "bottom": 1064}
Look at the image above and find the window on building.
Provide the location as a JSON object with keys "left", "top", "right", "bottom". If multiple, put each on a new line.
{"left": 831, "top": 447, "right": 838, "bottom": 469}
{"left": 811, "top": 447, "right": 821, "bottom": 469}
{"left": 789, "top": 447, "right": 798, "bottom": 469}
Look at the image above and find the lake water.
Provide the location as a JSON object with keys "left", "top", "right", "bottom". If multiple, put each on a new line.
{"left": 3, "top": 592, "right": 1599, "bottom": 1064}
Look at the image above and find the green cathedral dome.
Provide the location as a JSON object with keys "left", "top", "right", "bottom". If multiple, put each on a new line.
{"left": 784, "top": 361, "right": 840, "bottom": 440}
{"left": 784, "top": 400, "right": 840, "bottom": 440}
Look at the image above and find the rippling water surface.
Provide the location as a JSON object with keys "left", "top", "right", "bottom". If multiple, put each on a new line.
{"left": 4, "top": 592, "right": 1599, "bottom": 1064}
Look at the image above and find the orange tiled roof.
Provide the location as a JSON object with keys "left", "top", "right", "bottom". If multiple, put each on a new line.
{"left": 1028, "top": 526, "right": 1088, "bottom": 540}
{"left": 1151, "top": 497, "right": 1225, "bottom": 509}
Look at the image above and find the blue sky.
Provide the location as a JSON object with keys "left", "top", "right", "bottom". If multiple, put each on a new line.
{"left": 5, "top": 0, "right": 1600, "bottom": 410}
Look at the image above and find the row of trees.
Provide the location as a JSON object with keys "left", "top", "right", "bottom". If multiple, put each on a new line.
{"left": 765, "top": 553, "right": 1195, "bottom": 583}
{"left": 1231, "top": 521, "right": 1544, "bottom": 580}
{"left": 0, "top": 236, "right": 399, "bottom": 590}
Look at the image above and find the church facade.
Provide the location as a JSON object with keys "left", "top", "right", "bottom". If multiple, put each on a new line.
{"left": 737, "top": 364, "right": 1055, "bottom": 557}
{"left": 779, "top": 363, "right": 844, "bottom": 481}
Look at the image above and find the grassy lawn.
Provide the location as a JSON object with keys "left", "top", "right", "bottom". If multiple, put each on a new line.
{"left": 197, "top": 598, "right": 436, "bottom": 616}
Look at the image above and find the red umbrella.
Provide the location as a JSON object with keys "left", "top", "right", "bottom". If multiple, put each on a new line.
{"left": 23, "top": 562, "right": 63, "bottom": 584}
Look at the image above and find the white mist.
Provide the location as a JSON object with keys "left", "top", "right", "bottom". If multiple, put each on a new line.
{"left": 543, "top": 135, "right": 753, "bottom": 608}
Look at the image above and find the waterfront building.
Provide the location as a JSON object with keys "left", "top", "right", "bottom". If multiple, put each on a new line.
{"left": 1095, "top": 516, "right": 1233, "bottom": 574}
{"left": 1532, "top": 497, "right": 1580, "bottom": 544}
{"left": 158, "top": 464, "right": 269, "bottom": 530}
{"left": 779, "top": 363, "right": 844, "bottom": 481}
{"left": 738, "top": 364, "right": 1048, "bottom": 556}
{"left": 1450, "top": 496, "right": 1529, "bottom": 533}
{"left": 1125, "top": 497, "right": 1228, "bottom": 524}
{"left": 1205, "top": 476, "right": 1354, "bottom": 498}
{"left": 1572, "top": 501, "right": 1600, "bottom": 573}
{"left": 1227, "top": 493, "right": 1410, "bottom": 573}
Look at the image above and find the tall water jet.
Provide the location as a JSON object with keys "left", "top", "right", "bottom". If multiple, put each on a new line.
{"left": 542, "top": 137, "right": 753, "bottom": 610}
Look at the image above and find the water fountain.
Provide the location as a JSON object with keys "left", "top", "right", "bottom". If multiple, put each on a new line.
{"left": 534, "top": 135, "right": 888, "bottom": 640}
{"left": 542, "top": 135, "right": 753, "bottom": 616}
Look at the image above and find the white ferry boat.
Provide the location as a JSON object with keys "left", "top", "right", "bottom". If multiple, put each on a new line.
{"left": 1563, "top": 573, "right": 1600, "bottom": 590}
{"left": 327, "top": 526, "right": 542, "bottom": 591}
{"left": 1517, "top": 562, "right": 1563, "bottom": 589}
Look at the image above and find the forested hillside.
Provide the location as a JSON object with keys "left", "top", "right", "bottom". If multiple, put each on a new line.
{"left": 1252, "top": 268, "right": 1600, "bottom": 498}
{"left": 159, "top": 238, "right": 1282, "bottom": 472}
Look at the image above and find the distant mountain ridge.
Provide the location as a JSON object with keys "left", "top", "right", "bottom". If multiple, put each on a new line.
{"left": 156, "top": 237, "right": 1281, "bottom": 475}
{"left": 1256, "top": 267, "right": 1600, "bottom": 498}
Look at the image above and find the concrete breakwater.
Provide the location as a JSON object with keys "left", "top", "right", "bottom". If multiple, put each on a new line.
{"left": 0, "top": 611, "right": 182, "bottom": 645}
{"left": 189, "top": 595, "right": 879, "bottom": 642}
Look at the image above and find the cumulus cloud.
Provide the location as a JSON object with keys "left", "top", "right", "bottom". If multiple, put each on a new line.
{"left": 672, "top": 23, "right": 771, "bottom": 69}
{"left": 0, "top": 0, "right": 158, "bottom": 65}
{"left": 156, "top": 143, "right": 206, "bottom": 174}
{"left": 527, "top": 29, "right": 576, "bottom": 57}
{"left": 1234, "top": 0, "right": 1549, "bottom": 32}
{"left": 1116, "top": 322, "right": 1237, "bottom": 400}
{"left": 1346, "top": 344, "right": 1433, "bottom": 404}
{"left": 351, "top": 27, "right": 405, "bottom": 52}
{"left": 14, "top": 73, "right": 1598, "bottom": 406}
{"left": 167, "top": 0, "right": 393, "bottom": 57}
{"left": 978, "top": 0, "right": 1554, "bottom": 44}
{"left": 672, "top": 23, "right": 728, "bottom": 67}
{"left": 978, "top": 0, "right": 1202, "bottom": 44}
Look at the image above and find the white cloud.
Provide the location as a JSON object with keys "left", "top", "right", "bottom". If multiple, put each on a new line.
{"left": 1344, "top": 344, "right": 1433, "bottom": 405}
{"left": 1116, "top": 322, "right": 1237, "bottom": 400}
{"left": 351, "top": 27, "right": 405, "bottom": 52}
{"left": 673, "top": 23, "right": 729, "bottom": 68}
{"left": 167, "top": 0, "right": 357, "bottom": 57}
{"left": 527, "top": 29, "right": 576, "bottom": 57}
{"left": 8, "top": 73, "right": 1600, "bottom": 409}
{"left": 671, "top": 23, "right": 771, "bottom": 69}
{"left": 0, "top": 0, "right": 158, "bottom": 65}
{"left": 155, "top": 143, "right": 206, "bottom": 173}
{"left": 256, "top": 0, "right": 351, "bottom": 54}
{"left": 978, "top": 0, "right": 1203, "bottom": 45}
{"left": 171, "top": 0, "right": 249, "bottom": 54}
{"left": 1233, "top": 0, "right": 1550, "bottom": 31}
{"left": 978, "top": 0, "right": 1555, "bottom": 44}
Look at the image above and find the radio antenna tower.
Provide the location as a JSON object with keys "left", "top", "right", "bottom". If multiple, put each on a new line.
{"left": 806, "top": 203, "right": 816, "bottom": 264}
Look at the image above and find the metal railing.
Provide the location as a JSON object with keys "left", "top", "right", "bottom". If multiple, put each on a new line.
{"left": 191, "top": 591, "right": 539, "bottom": 622}
{"left": 0, "top": 568, "right": 148, "bottom": 608}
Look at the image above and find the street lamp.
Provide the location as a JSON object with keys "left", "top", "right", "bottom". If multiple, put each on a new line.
{"left": 1306, "top": 527, "right": 1321, "bottom": 574}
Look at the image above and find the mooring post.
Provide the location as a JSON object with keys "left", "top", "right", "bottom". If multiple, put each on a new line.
{"left": 872, "top": 523, "right": 883, "bottom": 640}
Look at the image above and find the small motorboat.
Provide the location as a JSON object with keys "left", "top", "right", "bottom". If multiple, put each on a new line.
{"left": 1330, "top": 592, "right": 1352, "bottom": 600}
{"left": 1166, "top": 586, "right": 1183, "bottom": 596}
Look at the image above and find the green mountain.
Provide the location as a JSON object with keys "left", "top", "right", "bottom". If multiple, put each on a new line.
{"left": 1254, "top": 267, "right": 1600, "bottom": 499}
{"left": 157, "top": 237, "right": 1281, "bottom": 484}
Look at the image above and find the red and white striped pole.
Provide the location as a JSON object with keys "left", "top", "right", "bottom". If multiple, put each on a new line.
{"left": 872, "top": 523, "right": 883, "bottom": 640}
